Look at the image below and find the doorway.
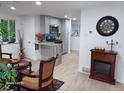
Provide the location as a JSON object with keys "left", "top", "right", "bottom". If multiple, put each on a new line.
{"left": 70, "top": 20, "right": 80, "bottom": 53}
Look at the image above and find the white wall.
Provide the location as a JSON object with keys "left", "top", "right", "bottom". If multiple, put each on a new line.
{"left": 65, "top": 19, "right": 71, "bottom": 53}
{"left": 35, "top": 15, "right": 42, "bottom": 60}
{"left": 70, "top": 37, "right": 80, "bottom": 51}
{"left": 20, "top": 15, "right": 36, "bottom": 60}
{"left": 0, "top": 13, "right": 20, "bottom": 57}
{"left": 79, "top": 3, "right": 124, "bottom": 83}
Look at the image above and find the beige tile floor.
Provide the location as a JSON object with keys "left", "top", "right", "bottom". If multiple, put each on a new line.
{"left": 31, "top": 53, "right": 124, "bottom": 91}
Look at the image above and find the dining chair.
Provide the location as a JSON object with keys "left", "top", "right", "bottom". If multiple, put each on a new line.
{"left": 17, "top": 56, "right": 57, "bottom": 90}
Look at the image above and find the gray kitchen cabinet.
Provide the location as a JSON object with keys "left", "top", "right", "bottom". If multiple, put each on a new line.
{"left": 61, "top": 19, "right": 71, "bottom": 54}
{"left": 40, "top": 15, "right": 61, "bottom": 34}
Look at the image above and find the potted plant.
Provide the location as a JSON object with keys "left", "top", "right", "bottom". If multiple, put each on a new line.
{"left": 18, "top": 30, "right": 25, "bottom": 59}
{"left": 35, "top": 32, "right": 44, "bottom": 43}
{"left": 0, "top": 62, "right": 17, "bottom": 90}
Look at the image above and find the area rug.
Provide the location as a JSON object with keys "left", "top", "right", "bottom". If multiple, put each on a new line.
{"left": 17, "top": 79, "right": 64, "bottom": 91}
{"left": 41, "top": 79, "right": 64, "bottom": 91}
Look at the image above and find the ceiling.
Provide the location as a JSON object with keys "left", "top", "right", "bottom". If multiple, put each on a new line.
{"left": 0, "top": 1, "right": 123, "bottom": 20}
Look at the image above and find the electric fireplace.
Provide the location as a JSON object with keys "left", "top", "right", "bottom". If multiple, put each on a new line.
{"left": 89, "top": 49, "right": 117, "bottom": 85}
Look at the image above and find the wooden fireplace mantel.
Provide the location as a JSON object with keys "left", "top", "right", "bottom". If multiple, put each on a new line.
{"left": 89, "top": 49, "right": 117, "bottom": 85}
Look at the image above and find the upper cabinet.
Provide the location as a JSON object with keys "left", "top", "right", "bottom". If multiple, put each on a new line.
{"left": 50, "top": 17, "right": 60, "bottom": 26}
{"left": 41, "top": 15, "right": 61, "bottom": 34}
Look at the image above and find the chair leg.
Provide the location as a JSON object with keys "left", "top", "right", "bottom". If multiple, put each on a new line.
{"left": 51, "top": 80, "right": 55, "bottom": 90}
{"left": 16, "top": 85, "right": 20, "bottom": 91}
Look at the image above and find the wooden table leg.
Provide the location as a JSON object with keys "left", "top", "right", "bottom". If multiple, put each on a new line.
{"left": 29, "top": 62, "right": 32, "bottom": 73}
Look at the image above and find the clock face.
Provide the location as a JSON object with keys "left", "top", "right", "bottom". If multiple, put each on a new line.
{"left": 96, "top": 16, "right": 119, "bottom": 36}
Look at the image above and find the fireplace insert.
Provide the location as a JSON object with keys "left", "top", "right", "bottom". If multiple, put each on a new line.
{"left": 95, "top": 60, "right": 111, "bottom": 75}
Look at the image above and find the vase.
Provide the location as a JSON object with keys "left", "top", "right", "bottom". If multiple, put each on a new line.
{"left": 37, "top": 37, "right": 44, "bottom": 43}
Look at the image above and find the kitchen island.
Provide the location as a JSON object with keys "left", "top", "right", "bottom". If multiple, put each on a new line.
{"left": 35, "top": 41, "right": 62, "bottom": 66}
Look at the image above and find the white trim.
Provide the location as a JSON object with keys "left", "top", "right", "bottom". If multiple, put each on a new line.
{"left": 79, "top": 70, "right": 90, "bottom": 75}
{"left": 79, "top": 70, "right": 124, "bottom": 84}
{"left": 116, "top": 78, "right": 124, "bottom": 84}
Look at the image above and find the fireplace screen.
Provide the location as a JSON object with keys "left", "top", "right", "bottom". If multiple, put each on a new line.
{"left": 95, "top": 60, "right": 111, "bottom": 75}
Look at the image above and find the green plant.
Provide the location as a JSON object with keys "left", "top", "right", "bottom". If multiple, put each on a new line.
{"left": 0, "top": 20, "right": 9, "bottom": 42}
{"left": 0, "top": 19, "right": 16, "bottom": 43}
{"left": 9, "top": 20, "right": 16, "bottom": 43}
{"left": 0, "top": 62, "right": 17, "bottom": 90}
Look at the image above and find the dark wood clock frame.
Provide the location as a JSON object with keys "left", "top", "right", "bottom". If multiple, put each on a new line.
{"left": 96, "top": 16, "right": 119, "bottom": 36}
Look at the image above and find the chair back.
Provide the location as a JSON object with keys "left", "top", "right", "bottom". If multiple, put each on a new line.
{"left": 39, "top": 57, "right": 56, "bottom": 87}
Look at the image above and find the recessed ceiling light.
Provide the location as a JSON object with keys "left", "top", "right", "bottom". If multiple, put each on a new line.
{"left": 10, "top": 6, "right": 16, "bottom": 10}
{"left": 64, "top": 15, "right": 68, "bottom": 18}
{"left": 35, "top": 1, "right": 42, "bottom": 5}
{"left": 72, "top": 18, "right": 77, "bottom": 20}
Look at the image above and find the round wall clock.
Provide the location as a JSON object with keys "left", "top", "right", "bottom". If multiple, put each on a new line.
{"left": 96, "top": 16, "right": 119, "bottom": 36}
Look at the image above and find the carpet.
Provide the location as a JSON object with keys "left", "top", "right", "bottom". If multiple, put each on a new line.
{"left": 41, "top": 79, "right": 64, "bottom": 91}
{"left": 17, "top": 79, "right": 64, "bottom": 91}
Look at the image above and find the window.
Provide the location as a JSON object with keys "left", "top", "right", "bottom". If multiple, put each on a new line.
{"left": 0, "top": 19, "right": 16, "bottom": 43}
{"left": 9, "top": 20, "right": 16, "bottom": 42}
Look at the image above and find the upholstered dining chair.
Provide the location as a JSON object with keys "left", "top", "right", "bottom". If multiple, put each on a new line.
{"left": 17, "top": 56, "right": 57, "bottom": 90}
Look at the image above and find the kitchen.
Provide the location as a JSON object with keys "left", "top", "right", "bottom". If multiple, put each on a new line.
{"left": 35, "top": 15, "right": 71, "bottom": 66}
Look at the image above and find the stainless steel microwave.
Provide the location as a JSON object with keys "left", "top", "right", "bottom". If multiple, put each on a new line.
{"left": 49, "top": 25, "right": 59, "bottom": 34}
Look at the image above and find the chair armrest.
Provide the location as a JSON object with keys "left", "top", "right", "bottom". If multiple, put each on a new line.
{"left": 1, "top": 53, "right": 12, "bottom": 59}
{"left": 19, "top": 71, "right": 39, "bottom": 78}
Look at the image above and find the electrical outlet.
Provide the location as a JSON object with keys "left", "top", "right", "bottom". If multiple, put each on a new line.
{"left": 82, "top": 67, "right": 90, "bottom": 73}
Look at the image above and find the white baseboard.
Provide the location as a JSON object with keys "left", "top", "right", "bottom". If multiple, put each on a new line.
{"left": 70, "top": 50, "right": 79, "bottom": 53}
{"left": 79, "top": 69, "right": 124, "bottom": 84}
{"left": 116, "top": 78, "right": 124, "bottom": 84}
{"left": 79, "top": 70, "right": 90, "bottom": 75}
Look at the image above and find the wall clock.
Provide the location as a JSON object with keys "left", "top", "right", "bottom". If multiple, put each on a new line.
{"left": 96, "top": 16, "right": 119, "bottom": 36}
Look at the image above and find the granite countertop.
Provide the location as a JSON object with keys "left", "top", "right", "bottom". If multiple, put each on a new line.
{"left": 35, "top": 41, "right": 62, "bottom": 46}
